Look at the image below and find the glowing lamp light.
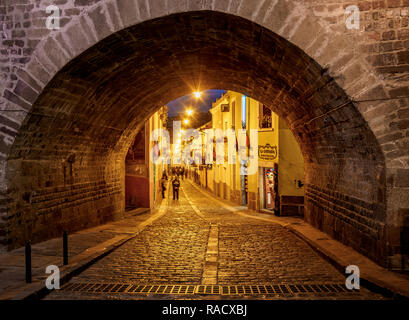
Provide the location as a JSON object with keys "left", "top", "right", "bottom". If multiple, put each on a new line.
{"left": 183, "top": 119, "right": 190, "bottom": 125}
{"left": 186, "top": 109, "right": 193, "bottom": 116}
{"left": 194, "top": 91, "right": 201, "bottom": 98}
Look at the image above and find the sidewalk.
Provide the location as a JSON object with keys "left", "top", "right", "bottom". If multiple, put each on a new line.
{"left": 188, "top": 180, "right": 409, "bottom": 299}
{"left": 0, "top": 203, "right": 168, "bottom": 300}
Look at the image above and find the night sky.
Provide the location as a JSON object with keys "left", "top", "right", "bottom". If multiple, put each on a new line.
{"left": 167, "top": 89, "right": 226, "bottom": 116}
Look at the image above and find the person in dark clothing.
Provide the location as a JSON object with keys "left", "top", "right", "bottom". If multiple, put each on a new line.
{"left": 181, "top": 167, "right": 184, "bottom": 180}
{"left": 162, "top": 171, "right": 168, "bottom": 181}
{"left": 160, "top": 176, "right": 167, "bottom": 199}
{"left": 172, "top": 177, "right": 180, "bottom": 200}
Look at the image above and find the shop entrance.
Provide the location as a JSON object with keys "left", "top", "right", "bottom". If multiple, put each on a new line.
{"left": 260, "top": 165, "right": 279, "bottom": 214}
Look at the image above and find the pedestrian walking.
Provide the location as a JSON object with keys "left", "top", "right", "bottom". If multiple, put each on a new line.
{"left": 160, "top": 176, "right": 167, "bottom": 199}
{"left": 172, "top": 177, "right": 180, "bottom": 200}
{"left": 162, "top": 171, "right": 168, "bottom": 181}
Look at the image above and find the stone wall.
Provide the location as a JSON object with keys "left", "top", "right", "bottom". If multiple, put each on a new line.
{"left": 0, "top": 0, "right": 407, "bottom": 267}
{"left": 6, "top": 153, "right": 125, "bottom": 249}
{"left": 306, "top": 183, "right": 385, "bottom": 261}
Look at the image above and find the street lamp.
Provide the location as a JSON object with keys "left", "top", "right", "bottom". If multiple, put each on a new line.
{"left": 194, "top": 91, "right": 201, "bottom": 99}
{"left": 183, "top": 119, "right": 190, "bottom": 125}
{"left": 186, "top": 108, "right": 193, "bottom": 116}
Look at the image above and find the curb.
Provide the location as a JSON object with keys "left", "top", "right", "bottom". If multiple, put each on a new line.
{"left": 187, "top": 179, "right": 409, "bottom": 300}
{"left": 2, "top": 204, "right": 168, "bottom": 300}
{"left": 14, "top": 234, "right": 137, "bottom": 300}
{"left": 286, "top": 227, "right": 409, "bottom": 300}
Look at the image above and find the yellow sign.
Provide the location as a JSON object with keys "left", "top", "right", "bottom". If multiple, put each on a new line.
{"left": 258, "top": 131, "right": 278, "bottom": 161}
{"left": 259, "top": 143, "right": 278, "bottom": 161}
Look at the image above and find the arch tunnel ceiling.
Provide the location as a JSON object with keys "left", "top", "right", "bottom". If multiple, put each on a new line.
{"left": 10, "top": 11, "right": 384, "bottom": 201}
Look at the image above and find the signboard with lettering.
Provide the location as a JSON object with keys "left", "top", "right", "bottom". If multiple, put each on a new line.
{"left": 258, "top": 143, "right": 278, "bottom": 161}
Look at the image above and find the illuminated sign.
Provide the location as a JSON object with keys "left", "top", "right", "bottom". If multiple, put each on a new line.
{"left": 258, "top": 143, "right": 277, "bottom": 161}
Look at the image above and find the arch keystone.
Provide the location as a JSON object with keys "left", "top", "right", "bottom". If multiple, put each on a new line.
{"left": 168, "top": 0, "right": 189, "bottom": 14}
{"left": 149, "top": 0, "right": 169, "bottom": 19}
{"left": 116, "top": 0, "right": 140, "bottom": 28}
{"left": 87, "top": 5, "right": 115, "bottom": 41}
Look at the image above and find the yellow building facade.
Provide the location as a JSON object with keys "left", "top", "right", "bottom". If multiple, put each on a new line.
{"left": 194, "top": 91, "right": 305, "bottom": 216}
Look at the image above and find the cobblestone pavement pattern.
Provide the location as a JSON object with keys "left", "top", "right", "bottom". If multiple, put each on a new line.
{"left": 46, "top": 181, "right": 387, "bottom": 300}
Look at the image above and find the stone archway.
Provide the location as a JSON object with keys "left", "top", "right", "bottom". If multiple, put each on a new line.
{"left": 0, "top": 1, "right": 407, "bottom": 269}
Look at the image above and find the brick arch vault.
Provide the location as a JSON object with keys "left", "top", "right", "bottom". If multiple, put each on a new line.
{"left": 1, "top": 1, "right": 408, "bottom": 269}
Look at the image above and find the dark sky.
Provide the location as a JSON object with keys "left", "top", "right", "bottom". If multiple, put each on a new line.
{"left": 167, "top": 89, "right": 226, "bottom": 116}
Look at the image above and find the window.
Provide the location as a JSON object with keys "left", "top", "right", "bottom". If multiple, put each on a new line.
{"left": 260, "top": 104, "right": 273, "bottom": 129}
{"left": 126, "top": 126, "right": 146, "bottom": 162}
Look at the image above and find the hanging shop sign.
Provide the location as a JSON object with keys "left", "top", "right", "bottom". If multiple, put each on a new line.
{"left": 258, "top": 143, "right": 278, "bottom": 161}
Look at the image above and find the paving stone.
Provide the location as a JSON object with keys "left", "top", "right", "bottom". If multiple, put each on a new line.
{"left": 46, "top": 181, "right": 386, "bottom": 300}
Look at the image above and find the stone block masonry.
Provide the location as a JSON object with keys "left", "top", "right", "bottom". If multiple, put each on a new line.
{"left": 0, "top": 1, "right": 407, "bottom": 269}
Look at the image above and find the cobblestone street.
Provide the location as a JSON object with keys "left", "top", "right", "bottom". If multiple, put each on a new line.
{"left": 46, "top": 181, "right": 386, "bottom": 300}
{"left": 3, "top": 0, "right": 409, "bottom": 307}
